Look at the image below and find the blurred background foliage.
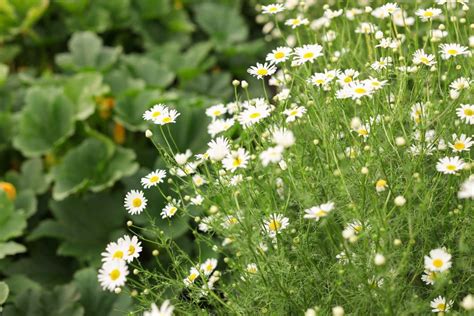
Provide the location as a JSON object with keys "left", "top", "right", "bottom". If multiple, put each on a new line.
{"left": 0, "top": 0, "right": 266, "bottom": 314}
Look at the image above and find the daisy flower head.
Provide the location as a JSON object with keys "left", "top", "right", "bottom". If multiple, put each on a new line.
{"left": 261, "top": 3, "right": 285, "bottom": 15}
{"left": 200, "top": 258, "right": 218, "bottom": 276}
{"left": 143, "top": 301, "right": 174, "bottom": 316}
{"left": 346, "top": 81, "right": 374, "bottom": 99}
{"left": 143, "top": 104, "right": 166, "bottom": 122}
{"left": 205, "top": 103, "right": 227, "bottom": 120}
{"left": 184, "top": 267, "right": 200, "bottom": 286}
{"left": 222, "top": 148, "right": 250, "bottom": 172}
{"left": 412, "top": 49, "right": 436, "bottom": 66}
{"left": 161, "top": 202, "right": 178, "bottom": 219}
{"left": 424, "top": 248, "right": 452, "bottom": 272}
{"left": 309, "top": 72, "right": 329, "bottom": 87}
{"left": 124, "top": 190, "right": 147, "bottom": 215}
{"left": 208, "top": 118, "right": 235, "bottom": 137}
{"left": 285, "top": 16, "right": 309, "bottom": 29}
{"left": 263, "top": 213, "right": 289, "bottom": 238}
{"left": 355, "top": 22, "right": 378, "bottom": 34}
{"left": 247, "top": 62, "right": 276, "bottom": 80}
{"left": 98, "top": 260, "right": 129, "bottom": 292}
{"left": 366, "top": 77, "right": 387, "bottom": 90}
{"left": 283, "top": 105, "right": 306, "bottom": 122}
{"left": 237, "top": 102, "right": 271, "bottom": 128}
{"left": 271, "top": 127, "right": 295, "bottom": 148}
{"left": 259, "top": 146, "right": 284, "bottom": 166}
{"left": 266, "top": 47, "right": 292, "bottom": 64}
{"left": 430, "top": 296, "right": 453, "bottom": 313}
{"left": 450, "top": 77, "right": 471, "bottom": 91}
{"left": 292, "top": 44, "right": 323, "bottom": 66}
{"left": 375, "top": 179, "right": 388, "bottom": 192}
{"left": 436, "top": 156, "right": 465, "bottom": 174}
{"left": 374, "top": 3, "right": 400, "bottom": 19}
{"left": 449, "top": 134, "right": 473, "bottom": 152}
{"left": 118, "top": 235, "right": 142, "bottom": 263}
{"left": 415, "top": 8, "right": 442, "bottom": 21}
{"left": 304, "top": 201, "right": 335, "bottom": 221}
{"left": 192, "top": 174, "right": 206, "bottom": 187}
{"left": 156, "top": 108, "right": 180, "bottom": 125}
{"left": 439, "top": 43, "right": 469, "bottom": 59}
{"left": 371, "top": 57, "right": 392, "bottom": 71}
{"left": 246, "top": 263, "right": 258, "bottom": 274}
{"left": 337, "top": 69, "right": 359, "bottom": 86}
{"left": 456, "top": 104, "right": 474, "bottom": 124}
{"left": 207, "top": 137, "right": 230, "bottom": 161}
{"left": 101, "top": 240, "right": 129, "bottom": 263}
{"left": 458, "top": 177, "right": 474, "bottom": 199}
{"left": 141, "top": 169, "right": 167, "bottom": 189}
{"left": 421, "top": 270, "right": 438, "bottom": 285}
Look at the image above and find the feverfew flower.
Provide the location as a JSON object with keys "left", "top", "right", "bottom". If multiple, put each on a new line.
{"left": 458, "top": 177, "right": 474, "bottom": 199}
{"left": 421, "top": 270, "right": 438, "bottom": 285}
{"left": 436, "top": 156, "right": 465, "bottom": 174}
{"left": 101, "top": 241, "right": 129, "bottom": 263}
{"left": 205, "top": 104, "right": 227, "bottom": 120}
{"left": 161, "top": 202, "right": 178, "bottom": 219}
{"left": 143, "top": 301, "right": 174, "bottom": 316}
{"left": 118, "top": 235, "right": 142, "bottom": 263}
{"left": 247, "top": 62, "right": 277, "bottom": 79}
{"left": 175, "top": 149, "right": 192, "bottom": 165}
{"left": 208, "top": 118, "right": 235, "bottom": 137}
{"left": 283, "top": 105, "right": 306, "bottom": 122}
{"left": 371, "top": 57, "right": 392, "bottom": 71}
{"left": 237, "top": 102, "right": 271, "bottom": 128}
{"left": 222, "top": 148, "right": 250, "bottom": 172}
{"left": 98, "top": 260, "right": 129, "bottom": 292}
{"left": 124, "top": 190, "right": 147, "bottom": 215}
{"left": 143, "top": 104, "right": 166, "bottom": 122}
{"left": 263, "top": 214, "right": 289, "bottom": 238}
{"left": 439, "top": 43, "right": 469, "bottom": 59}
{"left": 430, "top": 296, "right": 453, "bottom": 313}
{"left": 375, "top": 179, "right": 388, "bottom": 192}
{"left": 304, "top": 202, "right": 335, "bottom": 221}
{"left": 449, "top": 134, "right": 473, "bottom": 152}
{"left": 456, "top": 104, "right": 474, "bottom": 124}
{"left": 259, "top": 146, "right": 284, "bottom": 166}
{"left": 261, "top": 3, "right": 285, "bottom": 15}
{"left": 292, "top": 44, "right": 323, "bottom": 65}
{"left": 141, "top": 169, "right": 167, "bottom": 189}
{"left": 157, "top": 108, "right": 180, "bottom": 125}
{"left": 266, "top": 47, "right": 292, "bottom": 64}
{"left": 200, "top": 258, "right": 218, "bottom": 276}
{"left": 285, "top": 16, "right": 309, "bottom": 29}
{"left": 207, "top": 137, "right": 230, "bottom": 161}
{"left": 271, "top": 127, "right": 295, "bottom": 148}
{"left": 415, "top": 8, "right": 442, "bottom": 21}
{"left": 412, "top": 49, "right": 436, "bottom": 66}
{"left": 424, "top": 248, "right": 452, "bottom": 272}
{"left": 184, "top": 267, "right": 200, "bottom": 286}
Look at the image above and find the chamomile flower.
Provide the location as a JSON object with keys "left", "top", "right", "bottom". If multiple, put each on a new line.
{"left": 101, "top": 241, "right": 129, "bottom": 263}
{"left": 143, "top": 104, "right": 167, "bottom": 122}
{"left": 190, "top": 194, "right": 204, "bottom": 205}
{"left": 354, "top": 123, "right": 370, "bottom": 138}
{"left": 237, "top": 102, "right": 271, "bottom": 128}
{"left": 161, "top": 202, "right": 178, "bottom": 219}
{"left": 309, "top": 72, "right": 330, "bottom": 87}
{"left": 200, "top": 258, "right": 218, "bottom": 276}
{"left": 424, "top": 248, "right": 452, "bottom": 272}
{"left": 175, "top": 149, "right": 192, "bottom": 165}
{"left": 293, "top": 44, "right": 323, "bottom": 65}
{"left": 124, "top": 190, "right": 147, "bottom": 215}
{"left": 411, "top": 102, "right": 427, "bottom": 124}
{"left": 259, "top": 146, "right": 284, "bottom": 166}
{"left": 421, "top": 270, "right": 438, "bottom": 285}
{"left": 143, "top": 301, "right": 174, "bottom": 316}
{"left": 449, "top": 134, "right": 473, "bottom": 152}
{"left": 246, "top": 263, "right": 258, "bottom": 274}
{"left": 192, "top": 174, "right": 206, "bottom": 187}
{"left": 222, "top": 148, "right": 250, "bottom": 172}
{"left": 263, "top": 214, "right": 289, "bottom": 237}
{"left": 205, "top": 104, "right": 227, "bottom": 120}
{"left": 439, "top": 43, "right": 469, "bottom": 59}
{"left": 430, "top": 296, "right": 453, "bottom": 313}
{"left": 375, "top": 179, "right": 388, "bottom": 192}
{"left": 271, "top": 127, "right": 295, "bottom": 148}
{"left": 283, "top": 105, "right": 306, "bottom": 122}
{"left": 208, "top": 118, "right": 235, "bottom": 137}
{"left": 346, "top": 82, "right": 374, "bottom": 99}
{"left": 261, "top": 3, "right": 285, "bottom": 15}
{"left": 118, "top": 235, "right": 142, "bottom": 263}
{"left": 355, "top": 22, "right": 378, "bottom": 34}
{"left": 184, "top": 267, "right": 200, "bottom": 286}
{"left": 98, "top": 260, "right": 129, "bottom": 292}
{"left": 415, "top": 8, "right": 442, "bottom": 21}
{"left": 450, "top": 77, "right": 471, "bottom": 91}
{"left": 371, "top": 57, "right": 392, "bottom": 71}
{"left": 158, "top": 109, "right": 180, "bottom": 125}
{"left": 458, "top": 177, "right": 474, "bottom": 199}
{"left": 247, "top": 62, "right": 277, "bottom": 80}
{"left": 366, "top": 77, "right": 387, "bottom": 90}
{"left": 285, "top": 16, "right": 309, "bottom": 29}
{"left": 266, "top": 47, "right": 292, "bottom": 64}
{"left": 456, "top": 104, "right": 474, "bottom": 124}
{"left": 412, "top": 49, "right": 436, "bottom": 66}
{"left": 436, "top": 156, "right": 465, "bottom": 174}
{"left": 304, "top": 202, "right": 335, "bottom": 221}
{"left": 207, "top": 137, "right": 230, "bottom": 161}
{"left": 337, "top": 69, "right": 359, "bottom": 85}
{"left": 141, "top": 170, "right": 167, "bottom": 189}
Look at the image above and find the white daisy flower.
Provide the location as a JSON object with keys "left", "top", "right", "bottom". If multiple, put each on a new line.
{"left": 266, "top": 47, "right": 292, "bottom": 64}
{"left": 458, "top": 177, "right": 474, "bottom": 199}
{"left": 246, "top": 263, "right": 258, "bottom": 274}
{"left": 271, "top": 127, "right": 295, "bottom": 148}
{"left": 192, "top": 174, "right": 206, "bottom": 187}
{"left": 143, "top": 104, "right": 167, "bottom": 122}
{"left": 141, "top": 169, "right": 167, "bottom": 189}
{"left": 283, "top": 105, "right": 306, "bottom": 122}
{"left": 309, "top": 72, "right": 330, "bottom": 87}
{"left": 229, "top": 174, "right": 244, "bottom": 186}
{"left": 200, "top": 258, "right": 218, "bottom": 276}
{"left": 285, "top": 16, "right": 309, "bottom": 29}
{"left": 118, "top": 235, "right": 142, "bottom": 263}
{"left": 263, "top": 213, "right": 289, "bottom": 238}
{"left": 207, "top": 137, "right": 230, "bottom": 161}
{"left": 439, "top": 43, "right": 469, "bottom": 59}
{"left": 124, "top": 190, "right": 147, "bottom": 215}
{"left": 449, "top": 134, "right": 473, "bottom": 152}
{"left": 101, "top": 240, "right": 129, "bottom": 263}
{"left": 175, "top": 149, "right": 192, "bottom": 165}
{"left": 247, "top": 62, "right": 277, "bottom": 79}
{"left": 371, "top": 57, "right": 392, "bottom": 71}
{"left": 412, "top": 49, "right": 436, "bottom": 66}
{"left": 161, "top": 202, "right": 178, "bottom": 219}
{"left": 237, "top": 102, "right": 271, "bottom": 128}
{"left": 184, "top": 267, "right": 200, "bottom": 286}
{"left": 98, "top": 260, "right": 129, "bottom": 292}
{"left": 449, "top": 77, "right": 471, "bottom": 91}
{"left": 259, "top": 146, "right": 284, "bottom": 166}
{"left": 456, "top": 104, "right": 474, "bottom": 124}
{"left": 222, "top": 148, "right": 250, "bottom": 172}
{"left": 337, "top": 69, "right": 359, "bottom": 86}
{"left": 430, "top": 296, "right": 453, "bottom": 313}
{"left": 205, "top": 104, "right": 227, "bottom": 120}
{"left": 143, "top": 300, "right": 174, "bottom": 316}
{"left": 261, "top": 3, "right": 285, "bottom": 15}
{"left": 421, "top": 270, "right": 437, "bottom": 285}
{"left": 293, "top": 44, "right": 323, "bottom": 65}
{"left": 355, "top": 22, "right": 378, "bottom": 34}
{"left": 436, "top": 156, "right": 465, "bottom": 174}
{"left": 424, "top": 248, "right": 452, "bottom": 272}
{"left": 415, "top": 8, "right": 442, "bottom": 21}
{"left": 366, "top": 77, "right": 387, "bottom": 90}
{"left": 345, "top": 81, "right": 374, "bottom": 99}
{"left": 304, "top": 201, "right": 335, "bottom": 221}
{"left": 207, "top": 118, "right": 235, "bottom": 137}
{"left": 190, "top": 194, "right": 204, "bottom": 205}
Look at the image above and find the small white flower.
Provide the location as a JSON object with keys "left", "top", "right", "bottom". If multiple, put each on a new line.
{"left": 124, "top": 190, "right": 147, "bottom": 215}
{"left": 266, "top": 47, "right": 292, "bottom": 64}
{"left": 293, "top": 44, "right": 323, "bottom": 65}
{"left": 283, "top": 105, "right": 306, "bottom": 122}
{"left": 412, "top": 49, "right": 436, "bottom": 66}
{"left": 261, "top": 3, "right": 285, "bottom": 15}
{"left": 271, "top": 127, "right": 295, "bottom": 148}
{"left": 415, "top": 8, "right": 442, "bottom": 21}
{"left": 430, "top": 296, "right": 453, "bottom": 313}
{"left": 200, "top": 258, "right": 218, "bottom": 276}
{"left": 424, "top": 248, "right": 452, "bottom": 272}
{"left": 184, "top": 267, "right": 200, "bottom": 286}
{"left": 458, "top": 177, "right": 474, "bottom": 199}
{"left": 205, "top": 104, "right": 227, "bottom": 120}
{"left": 118, "top": 235, "right": 142, "bottom": 263}
{"left": 222, "top": 148, "right": 250, "bottom": 172}
{"left": 161, "top": 203, "right": 178, "bottom": 219}
{"left": 436, "top": 156, "right": 465, "bottom": 174}
{"left": 456, "top": 104, "right": 474, "bottom": 124}
{"left": 247, "top": 62, "right": 277, "bottom": 79}
{"left": 259, "top": 146, "right": 284, "bottom": 166}
{"left": 285, "top": 16, "right": 309, "bottom": 29}
{"left": 439, "top": 43, "right": 469, "bottom": 59}
{"left": 143, "top": 300, "right": 174, "bottom": 316}
{"left": 304, "top": 202, "right": 335, "bottom": 221}
{"left": 263, "top": 213, "right": 289, "bottom": 238}
{"left": 98, "top": 260, "right": 129, "bottom": 292}
{"left": 141, "top": 169, "right": 167, "bottom": 189}
{"left": 207, "top": 137, "right": 230, "bottom": 161}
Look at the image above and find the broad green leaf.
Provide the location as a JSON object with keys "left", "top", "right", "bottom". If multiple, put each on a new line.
{"left": 28, "top": 192, "right": 126, "bottom": 263}
{"left": 74, "top": 268, "right": 132, "bottom": 316}
{"left": 194, "top": 3, "right": 248, "bottom": 47}
{"left": 123, "top": 55, "right": 175, "bottom": 88}
{"left": 0, "top": 191, "right": 13, "bottom": 225}
{"left": 12, "top": 87, "right": 75, "bottom": 158}
{"left": 0, "top": 192, "right": 27, "bottom": 242}
{"left": 114, "top": 89, "right": 162, "bottom": 131}
{"left": 14, "top": 190, "right": 36, "bottom": 217}
{"left": 135, "top": 0, "right": 171, "bottom": 19}
{"left": 0, "top": 281, "right": 8, "bottom": 304}
{"left": 0, "top": 241, "right": 26, "bottom": 260}
{"left": 55, "top": 31, "right": 121, "bottom": 71}
{"left": 104, "top": 68, "right": 145, "bottom": 96}
{"left": 17, "top": 158, "right": 49, "bottom": 194}
{"left": 63, "top": 72, "right": 110, "bottom": 120}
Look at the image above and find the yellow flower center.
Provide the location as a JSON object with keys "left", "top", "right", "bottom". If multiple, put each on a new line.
{"left": 168, "top": 207, "right": 177, "bottom": 215}
{"left": 257, "top": 68, "right": 268, "bottom": 76}
{"left": 454, "top": 142, "right": 465, "bottom": 150}
{"left": 437, "top": 303, "right": 446, "bottom": 311}
{"left": 109, "top": 269, "right": 121, "bottom": 281}
{"left": 354, "top": 87, "right": 367, "bottom": 94}
{"left": 315, "top": 210, "right": 327, "bottom": 217}
{"left": 162, "top": 117, "right": 172, "bottom": 123}
{"left": 249, "top": 112, "right": 261, "bottom": 119}
{"left": 433, "top": 258, "right": 444, "bottom": 268}
{"left": 274, "top": 51, "right": 285, "bottom": 59}
{"left": 113, "top": 250, "right": 124, "bottom": 259}
{"left": 188, "top": 273, "right": 198, "bottom": 282}
{"left": 420, "top": 57, "right": 429, "bottom": 64}
{"left": 303, "top": 52, "right": 314, "bottom": 59}
{"left": 447, "top": 49, "right": 458, "bottom": 55}
{"left": 354, "top": 225, "right": 362, "bottom": 233}
{"left": 358, "top": 128, "right": 369, "bottom": 136}
{"left": 213, "top": 110, "right": 221, "bottom": 116}
{"left": 128, "top": 245, "right": 135, "bottom": 256}
{"left": 423, "top": 11, "right": 433, "bottom": 17}
{"left": 446, "top": 164, "right": 456, "bottom": 171}
{"left": 150, "top": 175, "right": 159, "bottom": 183}
{"left": 292, "top": 19, "right": 300, "bottom": 25}
{"left": 132, "top": 198, "right": 142, "bottom": 208}
{"left": 206, "top": 264, "right": 213, "bottom": 271}
{"left": 343, "top": 76, "right": 352, "bottom": 83}
{"left": 315, "top": 79, "right": 325, "bottom": 84}
{"left": 269, "top": 7, "right": 277, "bottom": 12}
{"left": 376, "top": 179, "right": 387, "bottom": 188}
{"left": 464, "top": 108, "right": 473, "bottom": 116}
{"left": 290, "top": 110, "right": 298, "bottom": 116}
{"left": 371, "top": 81, "right": 380, "bottom": 87}
{"left": 152, "top": 111, "right": 161, "bottom": 117}
{"left": 268, "top": 219, "right": 282, "bottom": 231}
